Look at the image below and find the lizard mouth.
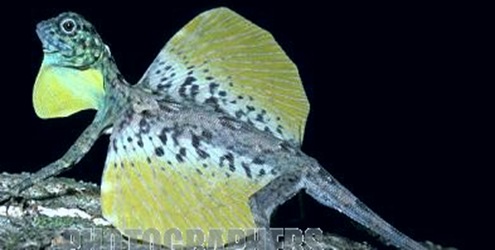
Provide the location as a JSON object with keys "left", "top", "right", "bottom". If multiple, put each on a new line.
{"left": 36, "top": 21, "right": 59, "bottom": 54}
{"left": 42, "top": 47, "right": 58, "bottom": 54}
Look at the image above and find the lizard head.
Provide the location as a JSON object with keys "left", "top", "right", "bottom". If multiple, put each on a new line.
{"left": 33, "top": 12, "right": 106, "bottom": 119}
{"left": 36, "top": 12, "right": 105, "bottom": 68}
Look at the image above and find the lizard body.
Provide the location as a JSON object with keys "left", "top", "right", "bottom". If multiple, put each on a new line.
{"left": 1, "top": 8, "right": 427, "bottom": 250}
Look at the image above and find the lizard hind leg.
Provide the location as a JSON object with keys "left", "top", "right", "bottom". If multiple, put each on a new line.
{"left": 248, "top": 171, "right": 305, "bottom": 250}
{"left": 303, "top": 164, "right": 428, "bottom": 250}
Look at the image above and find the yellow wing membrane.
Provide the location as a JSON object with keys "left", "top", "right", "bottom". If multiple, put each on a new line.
{"left": 101, "top": 111, "right": 275, "bottom": 247}
{"left": 138, "top": 7, "right": 310, "bottom": 145}
{"left": 33, "top": 60, "right": 105, "bottom": 119}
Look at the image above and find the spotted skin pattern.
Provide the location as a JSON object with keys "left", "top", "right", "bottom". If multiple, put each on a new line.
{"left": 102, "top": 101, "right": 284, "bottom": 241}
{"left": 0, "top": 7, "right": 429, "bottom": 250}
{"left": 137, "top": 9, "right": 309, "bottom": 146}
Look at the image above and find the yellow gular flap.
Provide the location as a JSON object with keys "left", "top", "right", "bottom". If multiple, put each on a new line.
{"left": 33, "top": 61, "right": 105, "bottom": 119}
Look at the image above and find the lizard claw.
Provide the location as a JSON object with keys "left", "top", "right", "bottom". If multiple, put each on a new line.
{"left": 0, "top": 191, "right": 14, "bottom": 205}
{"left": 0, "top": 187, "right": 23, "bottom": 205}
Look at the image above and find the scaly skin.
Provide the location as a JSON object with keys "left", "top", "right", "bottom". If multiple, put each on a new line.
{"left": 1, "top": 10, "right": 427, "bottom": 250}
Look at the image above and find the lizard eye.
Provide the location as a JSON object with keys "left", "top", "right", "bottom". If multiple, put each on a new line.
{"left": 60, "top": 18, "right": 76, "bottom": 34}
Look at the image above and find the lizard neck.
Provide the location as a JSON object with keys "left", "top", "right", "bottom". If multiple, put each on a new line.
{"left": 92, "top": 47, "right": 134, "bottom": 126}
{"left": 97, "top": 47, "right": 129, "bottom": 90}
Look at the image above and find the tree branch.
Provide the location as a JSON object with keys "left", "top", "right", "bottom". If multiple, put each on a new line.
{"left": 0, "top": 173, "right": 455, "bottom": 250}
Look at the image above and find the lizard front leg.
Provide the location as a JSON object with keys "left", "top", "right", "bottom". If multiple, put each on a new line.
{"left": 0, "top": 112, "right": 110, "bottom": 205}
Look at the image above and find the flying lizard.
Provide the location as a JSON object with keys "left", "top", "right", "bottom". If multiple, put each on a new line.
{"left": 0, "top": 7, "right": 429, "bottom": 249}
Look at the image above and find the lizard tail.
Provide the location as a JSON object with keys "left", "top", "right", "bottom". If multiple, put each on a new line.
{"left": 303, "top": 162, "right": 427, "bottom": 250}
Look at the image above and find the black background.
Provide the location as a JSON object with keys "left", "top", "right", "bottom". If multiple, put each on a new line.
{"left": 0, "top": 1, "right": 488, "bottom": 249}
